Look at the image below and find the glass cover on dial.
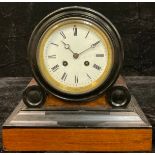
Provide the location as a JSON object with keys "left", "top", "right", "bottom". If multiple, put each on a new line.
{"left": 37, "top": 19, "right": 114, "bottom": 94}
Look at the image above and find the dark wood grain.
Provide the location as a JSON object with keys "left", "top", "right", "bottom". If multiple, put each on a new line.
{"left": 0, "top": 3, "right": 154, "bottom": 76}
{"left": 0, "top": 76, "right": 155, "bottom": 152}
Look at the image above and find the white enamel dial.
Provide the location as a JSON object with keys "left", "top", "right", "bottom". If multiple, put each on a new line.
{"left": 37, "top": 19, "right": 113, "bottom": 94}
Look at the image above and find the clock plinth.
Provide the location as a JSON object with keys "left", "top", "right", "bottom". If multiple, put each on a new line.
{"left": 2, "top": 76, "right": 152, "bottom": 152}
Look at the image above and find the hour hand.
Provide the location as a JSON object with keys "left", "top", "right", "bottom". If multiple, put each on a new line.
{"left": 61, "top": 41, "right": 75, "bottom": 55}
{"left": 61, "top": 41, "right": 70, "bottom": 50}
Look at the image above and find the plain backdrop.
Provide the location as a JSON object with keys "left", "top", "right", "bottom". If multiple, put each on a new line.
{"left": 0, "top": 2, "right": 155, "bottom": 76}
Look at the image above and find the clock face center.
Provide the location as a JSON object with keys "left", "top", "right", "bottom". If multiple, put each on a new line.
{"left": 73, "top": 53, "right": 79, "bottom": 59}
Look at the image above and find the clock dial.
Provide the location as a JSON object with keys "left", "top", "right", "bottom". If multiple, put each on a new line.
{"left": 37, "top": 19, "right": 114, "bottom": 94}
{"left": 28, "top": 6, "right": 124, "bottom": 101}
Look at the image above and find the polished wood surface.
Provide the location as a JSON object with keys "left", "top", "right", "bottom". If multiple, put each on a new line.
{"left": 3, "top": 128, "right": 152, "bottom": 152}
{"left": 45, "top": 93, "right": 111, "bottom": 109}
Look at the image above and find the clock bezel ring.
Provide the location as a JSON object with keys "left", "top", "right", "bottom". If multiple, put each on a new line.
{"left": 28, "top": 6, "right": 124, "bottom": 102}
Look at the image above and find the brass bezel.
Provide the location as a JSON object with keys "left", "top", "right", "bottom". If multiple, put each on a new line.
{"left": 37, "top": 18, "right": 114, "bottom": 95}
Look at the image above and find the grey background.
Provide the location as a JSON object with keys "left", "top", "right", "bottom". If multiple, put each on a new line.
{"left": 0, "top": 2, "right": 155, "bottom": 77}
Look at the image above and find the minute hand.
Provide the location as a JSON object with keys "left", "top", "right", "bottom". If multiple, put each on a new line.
{"left": 79, "top": 40, "right": 100, "bottom": 56}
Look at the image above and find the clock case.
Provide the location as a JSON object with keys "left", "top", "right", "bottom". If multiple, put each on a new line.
{"left": 2, "top": 6, "right": 152, "bottom": 152}
{"left": 28, "top": 6, "right": 124, "bottom": 102}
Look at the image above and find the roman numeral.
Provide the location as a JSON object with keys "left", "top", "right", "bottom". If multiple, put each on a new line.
{"left": 93, "top": 64, "right": 101, "bottom": 70}
{"left": 96, "top": 54, "right": 104, "bottom": 57}
{"left": 75, "top": 75, "right": 78, "bottom": 84}
{"left": 73, "top": 25, "right": 77, "bottom": 36}
{"left": 50, "top": 43, "right": 59, "bottom": 46}
{"left": 87, "top": 73, "right": 91, "bottom": 79}
{"left": 85, "top": 31, "right": 90, "bottom": 38}
{"left": 48, "top": 55, "right": 56, "bottom": 58}
{"left": 51, "top": 64, "right": 59, "bottom": 72}
{"left": 60, "top": 31, "right": 66, "bottom": 39}
{"left": 61, "top": 72, "right": 67, "bottom": 81}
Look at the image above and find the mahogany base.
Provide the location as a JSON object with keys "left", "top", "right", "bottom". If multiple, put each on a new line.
{"left": 2, "top": 77, "right": 152, "bottom": 152}
{"left": 2, "top": 128, "right": 152, "bottom": 152}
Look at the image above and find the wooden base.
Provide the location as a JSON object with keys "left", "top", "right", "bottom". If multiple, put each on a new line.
{"left": 2, "top": 128, "right": 152, "bottom": 152}
{"left": 2, "top": 76, "right": 152, "bottom": 152}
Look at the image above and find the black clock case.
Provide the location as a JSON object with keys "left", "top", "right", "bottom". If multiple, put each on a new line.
{"left": 28, "top": 6, "right": 124, "bottom": 102}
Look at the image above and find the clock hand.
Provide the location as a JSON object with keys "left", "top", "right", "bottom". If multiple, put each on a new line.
{"left": 91, "top": 40, "right": 100, "bottom": 48}
{"left": 79, "top": 40, "right": 100, "bottom": 56}
{"left": 61, "top": 41, "right": 75, "bottom": 54}
{"left": 61, "top": 41, "right": 79, "bottom": 59}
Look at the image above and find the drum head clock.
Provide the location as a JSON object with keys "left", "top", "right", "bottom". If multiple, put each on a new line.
{"left": 28, "top": 6, "right": 124, "bottom": 102}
